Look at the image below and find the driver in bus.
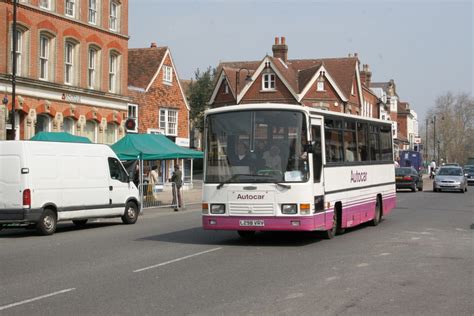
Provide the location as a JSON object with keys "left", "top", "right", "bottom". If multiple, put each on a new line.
{"left": 229, "top": 142, "right": 252, "bottom": 167}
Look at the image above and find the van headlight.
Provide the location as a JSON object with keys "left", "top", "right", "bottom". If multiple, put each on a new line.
{"left": 210, "top": 204, "right": 226, "bottom": 214}
{"left": 281, "top": 204, "right": 297, "bottom": 214}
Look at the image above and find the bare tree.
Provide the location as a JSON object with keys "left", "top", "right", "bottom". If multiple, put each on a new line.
{"left": 426, "top": 92, "right": 474, "bottom": 165}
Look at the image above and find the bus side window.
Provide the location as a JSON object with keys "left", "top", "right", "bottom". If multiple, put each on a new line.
{"left": 312, "top": 126, "right": 322, "bottom": 182}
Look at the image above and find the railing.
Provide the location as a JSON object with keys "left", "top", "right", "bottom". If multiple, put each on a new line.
{"left": 139, "top": 182, "right": 184, "bottom": 210}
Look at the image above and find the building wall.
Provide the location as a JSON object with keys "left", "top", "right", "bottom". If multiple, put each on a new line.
{"left": 240, "top": 73, "right": 297, "bottom": 105}
{"left": 213, "top": 78, "right": 237, "bottom": 106}
{"left": 301, "top": 76, "right": 344, "bottom": 112}
{"left": 0, "top": 0, "right": 130, "bottom": 141}
{"left": 130, "top": 54, "right": 189, "bottom": 140}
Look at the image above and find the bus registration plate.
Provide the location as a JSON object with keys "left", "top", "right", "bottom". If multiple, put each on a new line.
{"left": 239, "top": 220, "right": 265, "bottom": 227}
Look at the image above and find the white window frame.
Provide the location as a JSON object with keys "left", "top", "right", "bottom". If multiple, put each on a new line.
{"left": 40, "top": 0, "right": 51, "bottom": 10}
{"left": 316, "top": 80, "right": 324, "bottom": 92}
{"left": 88, "top": 48, "right": 97, "bottom": 89}
{"left": 39, "top": 35, "right": 49, "bottom": 80}
{"left": 64, "top": 42, "right": 74, "bottom": 85}
{"left": 224, "top": 81, "right": 229, "bottom": 94}
{"left": 62, "top": 117, "right": 75, "bottom": 134}
{"left": 109, "top": 53, "right": 118, "bottom": 93}
{"left": 88, "top": 0, "right": 97, "bottom": 25}
{"left": 65, "top": 0, "right": 75, "bottom": 17}
{"left": 109, "top": 1, "right": 119, "bottom": 31}
{"left": 163, "top": 65, "right": 173, "bottom": 83}
{"left": 11, "top": 29, "right": 22, "bottom": 76}
{"left": 159, "top": 108, "right": 178, "bottom": 136}
{"left": 127, "top": 103, "right": 138, "bottom": 133}
{"left": 84, "top": 120, "right": 97, "bottom": 143}
{"left": 105, "top": 123, "right": 117, "bottom": 144}
{"left": 262, "top": 73, "right": 275, "bottom": 91}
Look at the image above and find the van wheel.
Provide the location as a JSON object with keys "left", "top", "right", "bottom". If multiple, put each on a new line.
{"left": 122, "top": 202, "right": 138, "bottom": 224}
{"left": 36, "top": 209, "right": 57, "bottom": 236}
{"left": 72, "top": 219, "right": 88, "bottom": 227}
{"left": 370, "top": 198, "right": 382, "bottom": 226}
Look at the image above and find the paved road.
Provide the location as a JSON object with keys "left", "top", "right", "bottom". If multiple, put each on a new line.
{"left": 0, "top": 186, "right": 472, "bottom": 315}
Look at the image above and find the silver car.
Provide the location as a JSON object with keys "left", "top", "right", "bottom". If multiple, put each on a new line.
{"left": 433, "top": 167, "right": 468, "bottom": 193}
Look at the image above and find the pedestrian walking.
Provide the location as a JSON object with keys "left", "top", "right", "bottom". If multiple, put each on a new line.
{"left": 170, "top": 164, "right": 183, "bottom": 211}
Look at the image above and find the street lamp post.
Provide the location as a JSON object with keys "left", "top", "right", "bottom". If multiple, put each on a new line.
{"left": 235, "top": 68, "right": 252, "bottom": 105}
{"left": 432, "top": 116, "right": 436, "bottom": 164}
{"left": 9, "top": 0, "right": 18, "bottom": 140}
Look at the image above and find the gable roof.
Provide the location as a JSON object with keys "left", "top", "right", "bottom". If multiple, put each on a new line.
{"left": 211, "top": 56, "right": 359, "bottom": 104}
{"left": 128, "top": 47, "right": 168, "bottom": 89}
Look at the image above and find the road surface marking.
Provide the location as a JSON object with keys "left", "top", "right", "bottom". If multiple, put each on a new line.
{"left": 134, "top": 247, "right": 222, "bottom": 273}
{"left": 0, "top": 288, "right": 76, "bottom": 311}
{"left": 356, "top": 263, "right": 369, "bottom": 267}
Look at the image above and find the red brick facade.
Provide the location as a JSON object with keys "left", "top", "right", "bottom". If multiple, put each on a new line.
{"left": 0, "top": 0, "right": 130, "bottom": 142}
{"left": 128, "top": 46, "right": 189, "bottom": 142}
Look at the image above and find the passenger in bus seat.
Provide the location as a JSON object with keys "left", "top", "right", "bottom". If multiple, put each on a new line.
{"left": 263, "top": 145, "right": 282, "bottom": 170}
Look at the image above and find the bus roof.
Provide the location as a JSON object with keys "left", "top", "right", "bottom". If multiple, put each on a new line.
{"left": 205, "top": 103, "right": 392, "bottom": 125}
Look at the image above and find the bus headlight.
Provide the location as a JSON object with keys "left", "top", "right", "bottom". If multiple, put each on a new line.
{"left": 281, "top": 204, "right": 297, "bottom": 214}
{"left": 210, "top": 204, "right": 226, "bottom": 214}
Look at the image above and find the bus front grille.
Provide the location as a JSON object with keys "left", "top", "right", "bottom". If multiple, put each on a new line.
{"left": 229, "top": 203, "right": 274, "bottom": 215}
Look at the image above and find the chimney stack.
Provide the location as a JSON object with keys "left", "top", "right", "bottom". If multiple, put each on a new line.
{"left": 272, "top": 36, "right": 288, "bottom": 62}
{"left": 360, "top": 63, "right": 372, "bottom": 87}
{"left": 150, "top": 42, "right": 157, "bottom": 48}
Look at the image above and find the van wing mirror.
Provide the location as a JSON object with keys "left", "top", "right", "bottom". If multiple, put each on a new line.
{"left": 304, "top": 141, "right": 315, "bottom": 153}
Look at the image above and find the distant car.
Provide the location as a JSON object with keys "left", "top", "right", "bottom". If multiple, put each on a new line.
{"left": 395, "top": 167, "right": 423, "bottom": 192}
{"left": 464, "top": 166, "right": 474, "bottom": 185}
{"left": 443, "top": 163, "right": 459, "bottom": 167}
{"left": 433, "top": 167, "right": 468, "bottom": 193}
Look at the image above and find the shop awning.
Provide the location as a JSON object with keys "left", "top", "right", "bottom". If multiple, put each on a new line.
{"left": 30, "top": 132, "right": 92, "bottom": 143}
{"left": 111, "top": 133, "right": 203, "bottom": 160}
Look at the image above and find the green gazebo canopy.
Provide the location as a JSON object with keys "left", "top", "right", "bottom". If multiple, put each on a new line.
{"left": 111, "top": 133, "right": 203, "bottom": 160}
{"left": 31, "top": 132, "right": 92, "bottom": 143}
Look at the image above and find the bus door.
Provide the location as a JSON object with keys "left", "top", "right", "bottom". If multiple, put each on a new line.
{"left": 310, "top": 118, "right": 324, "bottom": 197}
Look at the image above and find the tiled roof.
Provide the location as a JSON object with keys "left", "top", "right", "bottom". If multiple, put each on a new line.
{"left": 128, "top": 47, "right": 168, "bottom": 89}
{"left": 217, "top": 57, "right": 358, "bottom": 97}
{"left": 180, "top": 79, "right": 192, "bottom": 97}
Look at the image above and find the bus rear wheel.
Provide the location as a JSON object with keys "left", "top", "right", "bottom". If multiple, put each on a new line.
{"left": 237, "top": 230, "right": 256, "bottom": 239}
{"left": 370, "top": 197, "right": 382, "bottom": 226}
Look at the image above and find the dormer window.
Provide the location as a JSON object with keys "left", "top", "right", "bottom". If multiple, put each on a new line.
{"left": 262, "top": 73, "right": 275, "bottom": 91}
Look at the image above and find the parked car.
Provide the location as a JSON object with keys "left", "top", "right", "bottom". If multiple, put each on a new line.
{"left": 0, "top": 141, "right": 140, "bottom": 235}
{"left": 433, "top": 167, "right": 468, "bottom": 193}
{"left": 464, "top": 166, "right": 474, "bottom": 185}
{"left": 395, "top": 167, "right": 423, "bottom": 192}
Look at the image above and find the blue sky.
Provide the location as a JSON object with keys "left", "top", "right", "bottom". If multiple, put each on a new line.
{"left": 129, "top": 1, "right": 473, "bottom": 121}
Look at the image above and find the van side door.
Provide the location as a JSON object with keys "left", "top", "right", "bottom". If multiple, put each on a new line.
{"left": 107, "top": 157, "right": 131, "bottom": 213}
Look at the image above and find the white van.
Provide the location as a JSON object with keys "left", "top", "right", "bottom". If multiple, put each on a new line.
{"left": 0, "top": 141, "right": 140, "bottom": 235}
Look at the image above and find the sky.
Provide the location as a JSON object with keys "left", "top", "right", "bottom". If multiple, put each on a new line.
{"left": 129, "top": 0, "right": 473, "bottom": 121}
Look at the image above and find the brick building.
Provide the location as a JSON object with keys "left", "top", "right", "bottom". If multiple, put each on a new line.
{"left": 0, "top": 0, "right": 130, "bottom": 143}
{"left": 209, "top": 37, "right": 364, "bottom": 115}
{"left": 128, "top": 42, "right": 191, "bottom": 182}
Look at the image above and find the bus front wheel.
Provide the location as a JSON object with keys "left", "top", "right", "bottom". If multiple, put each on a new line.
{"left": 237, "top": 230, "right": 256, "bottom": 239}
{"left": 322, "top": 211, "right": 338, "bottom": 239}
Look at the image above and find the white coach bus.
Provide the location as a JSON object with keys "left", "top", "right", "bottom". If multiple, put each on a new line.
{"left": 202, "top": 104, "right": 396, "bottom": 239}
